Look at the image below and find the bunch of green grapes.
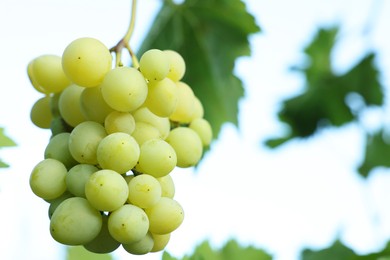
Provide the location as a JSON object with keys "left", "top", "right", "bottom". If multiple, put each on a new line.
{"left": 27, "top": 37, "right": 212, "bottom": 255}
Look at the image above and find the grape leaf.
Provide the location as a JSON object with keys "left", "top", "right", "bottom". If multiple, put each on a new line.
{"left": 0, "top": 127, "right": 16, "bottom": 168}
{"left": 66, "top": 246, "right": 112, "bottom": 260}
{"left": 138, "top": 0, "right": 260, "bottom": 139}
{"left": 163, "top": 239, "right": 272, "bottom": 260}
{"left": 265, "top": 27, "right": 383, "bottom": 148}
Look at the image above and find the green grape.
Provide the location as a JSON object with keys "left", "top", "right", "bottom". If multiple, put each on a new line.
{"left": 30, "top": 95, "right": 53, "bottom": 129}
{"left": 50, "top": 92, "right": 61, "bottom": 118}
{"left": 44, "top": 132, "right": 78, "bottom": 169}
{"left": 122, "top": 232, "right": 154, "bottom": 255}
{"left": 58, "top": 84, "right": 86, "bottom": 127}
{"left": 145, "top": 78, "right": 178, "bottom": 117}
{"left": 97, "top": 132, "right": 140, "bottom": 174}
{"left": 127, "top": 174, "right": 162, "bottom": 209}
{"left": 132, "top": 107, "right": 170, "bottom": 139}
{"left": 50, "top": 197, "right": 102, "bottom": 245}
{"left": 157, "top": 174, "right": 175, "bottom": 199}
{"left": 85, "top": 169, "right": 129, "bottom": 212}
{"left": 191, "top": 96, "right": 204, "bottom": 120}
{"left": 131, "top": 122, "right": 161, "bottom": 146}
{"left": 123, "top": 174, "right": 135, "bottom": 184}
{"left": 80, "top": 86, "right": 114, "bottom": 124}
{"left": 138, "top": 139, "right": 177, "bottom": 178}
{"left": 104, "top": 111, "right": 135, "bottom": 135}
{"left": 48, "top": 191, "right": 73, "bottom": 219}
{"left": 144, "top": 197, "right": 184, "bottom": 235}
{"left": 50, "top": 117, "right": 73, "bottom": 137}
{"left": 189, "top": 118, "right": 213, "bottom": 146}
{"left": 84, "top": 214, "right": 121, "bottom": 254}
{"left": 164, "top": 50, "right": 186, "bottom": 82}
{"left": 66, "top": 164, "right": 98, "bottom": 198}
{"left": 139, "top": 49, "right": 169, "bottom": 82}
{"left": 166, "top": 127, "right": 203, "bottom": 168}
{"left": 68, "top": 121, "right": 107, "bottom": 164}
{"left": 31, "top": 55, "right": 71, "bottom": 93}
{"left": 29, "top": 158, "right": 67, "bottom": 200}
{"left": 27, "top": 60, "right": 49, "bottom": 94}
{"left": 62, "top": 37, "right": 112, "bottom": 87}
{"left": 108, "top": 204, "right": 149, "bottom": 244}
{"left": 169, "top": 82, "right": 195, "bottom": 123}
{"left": 150, "top": 233, "right": 170, "bottom": 252}
{"left": 100, "top": 67, "right": 148, "bottom": 112}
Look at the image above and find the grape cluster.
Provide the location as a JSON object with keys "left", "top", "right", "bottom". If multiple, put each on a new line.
{"left": 27, "top": 37, "right": 212, "bottom": 255}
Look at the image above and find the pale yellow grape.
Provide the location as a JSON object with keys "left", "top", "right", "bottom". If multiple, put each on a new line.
{"left": 169, "top": 81, "right": 195, "bottom": 123}
{"left": 97, "top": 133, "right": 140, "bottom": 174}
{"left": 145, "top": 197, "right": 184, "bottom": 234}
{"left": 30, "top": 95, "right": 52, "bottom": 129}
{"left": 122, "top": 232, "right": 154, "bottom": 255}
{"left": 27, "top": 60, "right": 49, "bottom": 94}
{"left": 127, "top": 174, "right": 162, "bottom": 209}
{"left": 68, "top": 121, "right": 107, "bottom": 164}
{"left": 145, "top": 78, "right": 178, "bottom": 117}
{"left": 62, "top": 37, "right": 112, "bottom": 87}
{"left": 50, "top": 197, "right": 102, "bottom": 245}
{"left": 151, "top": 233, "right": 171, "bottom": 252}
{"left": 104, "top": 111, "right": 135, "bottom": 135}
{"left": 138, "top": 139, "right": 177, "bottom": 178}
{"left": 48, "top": 191, "right": 73, "bottom": 219}
{"left": 66, "top": 164, "right": 99, "bottom": 198}
{"left": 85, "top": 169, "right": 129, "bottom": 212}
{"left": 84, "top": 214, "right": 120, "bottom": 254}
{"left": 58, "top": 84, "right": 86, "bottom": 127}
{"left": 44, "top": 132, "right": 78, "bottom": 169}
{"left": 191, "top": 96, "right": 204, "bottom": 120}
{"left": 32, "top": 55, "right": 71, "bottom": 93}
{"left": 100, "top": 67, "right": 148, "bottom": 112}
{"left": 80, "top": 86, "right": 114, "bottom": 124}
{"left": 139, "top": 49, "right": 169, "bottom": 82}
{"left": 164, "top": 50, "right": 186, "bottom": 82}
{"left": 166, "top": 127, "right": 203, "bottom": 168}
{"left": 131, "top": 122, "right": 161, "bottom": 146}
{"left": 157, "top": 175, "right": 175, "bottom": 198}
{"left": 29, "top": 158, "right": 67, "bottom": 200}
{"left": 189, "top": 118, "right": 213, "bottom": 146}
{"left": 132, "top": 107, "right": 170, "bottom": 139}
{"left": 108, "top": 204, "right": 149, "bottom": 244}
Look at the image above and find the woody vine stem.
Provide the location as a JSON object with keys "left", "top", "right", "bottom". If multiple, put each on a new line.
{"left": 109, "top": 0, "right": 139, "bottom": 69}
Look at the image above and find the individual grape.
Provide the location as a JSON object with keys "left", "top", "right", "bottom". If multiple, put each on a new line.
{"left": 66, "top": 164, "right": 98, "bottom": 198}
{"left": 84, "top": 214, "right": 121, "bottom": 254}
{"left": 164, "top": 50, "right": 186, "bottom": 82}
{"left": 44, "top": 132, "right": 78, "bottom": 169}
{"left": 97, "top": 133, "right": 140, "bottom": 174}
{"left": 150, "top": 233, "right": 171, "bottom": 252}
{"left": 131, "top": 122, "right": 161, "bottom": 146}
{"left": 127, "top": 174, "right": 162, "bottom": 209}
{"left": 104, "top": 111, "right": 135, "bottom": 135}
{"left": 85, "top": 169, "right": 129, "bottom": 212}
{"left": 122, "top": 232, "right": 154, "bottom": 255}
{"left": 27, "top": 60, "right": 49, "bottom": 94}
{"left": 169, "top": 81, "right": 195, "bottom": 123}
{"left": 189, "top": 118, "right": 213, "bottom": 147}
{"left": 191, "top": 96, "right": 204, "bottom": 120}
{"left": 58, "top": 84, "right": 86, "bottom": 127}
{"left": 100, "top": 67, "right": 148, "bottom": 112}
{"left": 108, "top": 204, "right": 149, "bottom": 244}
{"left": 48, "top": 191, "right": 73, "bottom": 219}
{"left": 68, "top": 121, "right": 107, "bottom": 164}
{"left": 50, "top": 117, "right": 73, "bottom": 137}
{"left": 138, "top": 138, "right": 177, "bottom": 178}
{"left": 29, "top": 158, "right": 67, "bottom": 200}
{"left": 132, "top": 107, "right": 170, "bottom": 139}
{"left": 62, "top": 37, "right": 112, "bottom": 87}
{"left": 157, "top": 175, "right": 175, "bottom": 199}
{"left": 31, "top": 55, "right": 71, "bottom": 93}
{"left": 166, "top": 127, "right": 203, "bottom": 168}
{"left": 145, "top": 78, "right": 178, "bottom": 117}
{"left": 139, "top": 49, "right": 169, "bottom": 82}
{"left": 145, "top": 197, "right": 184, "bottom": 235}
{"left": 30, "top": 95, "right": 52, "bottom": 129}
{"left": 80, "top": 86, "right": 114, "bottom": 124}
{"left": 50, "top": 197, "right": 102, "bottom": 245}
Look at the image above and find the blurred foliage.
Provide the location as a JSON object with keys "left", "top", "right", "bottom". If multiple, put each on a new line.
{"left": 138, "top": 0, "right": 260, "bottom": 139}
{"left": 0, "top": 127, "right": 16, "bottom": 168}
{"left": 66, "top": 246, "right": 112, "bottom": 260}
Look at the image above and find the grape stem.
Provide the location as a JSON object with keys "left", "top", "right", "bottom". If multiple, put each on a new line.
{"left": 109, "top": 0, "right": 139, "bottom": 68}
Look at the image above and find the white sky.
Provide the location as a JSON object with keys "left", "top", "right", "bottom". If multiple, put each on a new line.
{"left": 1, "top": 0, "right": 390, "bottom": 260}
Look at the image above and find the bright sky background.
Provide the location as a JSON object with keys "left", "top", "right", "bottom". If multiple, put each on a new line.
{"left": 1, "top": 0, "right": 390, "bottom": 260}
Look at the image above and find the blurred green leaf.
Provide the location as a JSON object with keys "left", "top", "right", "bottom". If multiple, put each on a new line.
{"left": 66, "top": 246, "right": 112, "bottom": 260}
{"left": 138, "top": 0, "right": 260, "bottom": 139}
{"left": 0, "top": 127, "right": 16, "bottom": 168}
